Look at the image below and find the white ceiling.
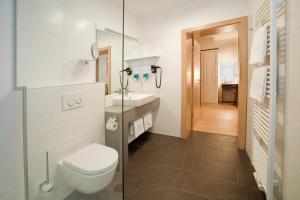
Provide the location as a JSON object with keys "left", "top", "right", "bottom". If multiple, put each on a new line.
{"left": 115, "top": 0, "right": 203, "bottom": 18}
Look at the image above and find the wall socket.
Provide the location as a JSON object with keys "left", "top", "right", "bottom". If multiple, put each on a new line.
{"left": 62, "top": 92, "right": 84, "bottom": 111}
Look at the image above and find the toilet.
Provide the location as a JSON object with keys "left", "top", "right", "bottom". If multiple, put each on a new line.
{"left": 58, "top": 143, "right": 118, "bottom": 194}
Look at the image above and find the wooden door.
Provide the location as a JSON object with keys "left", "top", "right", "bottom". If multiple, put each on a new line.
{"left": 182, "top": 36, "right": 194, "bottom": 138}
{"left": 192, "top": 33, "right": 201, "bottom": 127}
{"left": 201, "top": 49, "right": 218, "bottom": 104}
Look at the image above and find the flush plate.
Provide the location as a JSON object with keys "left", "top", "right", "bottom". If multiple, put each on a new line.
{"left": 62, "top": 92, "right": 84, "bottom": 111}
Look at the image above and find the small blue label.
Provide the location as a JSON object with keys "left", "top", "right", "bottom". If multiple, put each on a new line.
{"left": 133, "top": 74, "right": 139, "bottom": 80}
{"left": 143, "top": 73, "right": 149, "bottom": 79}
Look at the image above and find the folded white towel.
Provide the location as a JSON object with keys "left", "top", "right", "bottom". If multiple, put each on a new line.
{"left": 129, "top": 123, "right": 134, "bottom": 135}
{"left": 250, "top": 66, "right": 267, "bottom": 103}
{"left": 133, "top": 118, "right": 145, "bottom": 138}
{"left": 143, "top": 113, "right": 153, "bottom": 131}
{"left": 250, "top": 25, "right": 268, "bottom": 65}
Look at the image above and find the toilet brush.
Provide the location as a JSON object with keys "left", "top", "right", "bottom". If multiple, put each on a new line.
{"left": 38, "top": 152, "right": 55, "bottom": 200}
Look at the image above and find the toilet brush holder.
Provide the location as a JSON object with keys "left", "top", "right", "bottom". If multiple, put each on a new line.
{"left": 38, "top": 151, "right": 55, "bottom": 200}
{"left": 38, "top": 181, "right": 55, "bottom": 200}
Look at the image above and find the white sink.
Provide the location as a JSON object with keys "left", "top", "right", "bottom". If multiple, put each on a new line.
{"left": 112, "top": 93, "right": 155, "bottom": 107}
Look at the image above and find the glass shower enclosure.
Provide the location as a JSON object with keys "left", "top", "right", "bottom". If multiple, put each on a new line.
{"left": 16, "top": 0, "right": 126, "bottom": 199}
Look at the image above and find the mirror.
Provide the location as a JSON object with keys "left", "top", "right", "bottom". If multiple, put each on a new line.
{"left": 91, "top": 43, "right": 100, "bottom": 60}
{"left": 96, "top": 29, "right": 143, "bottom": 96}
{"left": 96, "top": 28, "right": 159, "bottom": 100}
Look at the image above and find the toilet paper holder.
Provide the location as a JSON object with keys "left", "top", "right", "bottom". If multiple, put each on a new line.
{"left": 106, "top": 116, "right": 119, "bottom": 131}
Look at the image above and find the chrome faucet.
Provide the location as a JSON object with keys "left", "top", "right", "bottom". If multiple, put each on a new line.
{"left": 114, "top": 88, "right": 132, "bottom": 95}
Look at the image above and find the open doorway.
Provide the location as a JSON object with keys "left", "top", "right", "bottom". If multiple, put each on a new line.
{"left": 181, "top": 17, "right": 248, "bottom": 149}
{"left": 194, "top": 31, "right": 239, "bottom": 136}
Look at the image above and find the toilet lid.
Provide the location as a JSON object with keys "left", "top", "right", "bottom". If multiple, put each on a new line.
{"left": 63, "top": 143, "right": 118, "bottom": 176}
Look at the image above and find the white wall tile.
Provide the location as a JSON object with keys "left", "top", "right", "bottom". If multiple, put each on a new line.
{"left": 63, "top": 0, "right": 98, "bottom": 41}
{"left": 72, "top": 83, "right": 105, "bottom": 109}
{"left": 284, "top": 162, "right": 300, "bottom": 200}
{"left": 286, "top": 75, "right": 300, "bottom": 122}
{"left": 0, "top": 124, "right": 19, "bottom": 161}
{"left": 0, "top": 0, "right": 14, "bottom": 24}
{"left": 17, "top": 0, "right": 64, "bottom": 34}
{"left": 17, "top": 59, "right": 63, "bottom": 88}
{"left": 27, "top": 120, "right": 52, "bottom": 157}
{"left": 0, "top": 158, "right": 17, "bottom": 195}
{"left": 0, "top": 59, "right": 14, "bottom": 91}
{"left": 285, "top": 117, "right": 300, "bottom": 170}
{"left": 17, "top": 27, "right": 63, "bottom": 60}
{"left": 287, "top": 29, "right": 300, "bottom": 75}
{"left": 26, "top": 88, "right": 56, "bottom": 123}
{"left": 0, "top": 189, "right": 17, "bottom": 200}
{"left": 287, "top": 0, "right": 300, "bottom": 33}
{"left": 0, "top": 23, "right": 13, "bottom": 58}
{"left": 0, "top": 91, "right": 22, "bottom": 125}
{"left": 27, "top": 153, "right": 47, "bottom": 200}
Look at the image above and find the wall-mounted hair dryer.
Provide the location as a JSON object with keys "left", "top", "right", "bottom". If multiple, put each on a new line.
{"left": 150, "top": 65, "right": 163, "bottom": 88}
{"left": 121, "top": 67, "right": 132, "bottom": 76}
{"left": 119, "top": 67, "right": 132, "bottom": 89}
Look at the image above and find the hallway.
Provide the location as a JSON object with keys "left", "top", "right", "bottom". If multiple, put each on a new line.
{"left": 125, "top": 132, "right": 265, "bottom": 200}
{"left": 194, "top": 104, "right": 238, "bottom": 136}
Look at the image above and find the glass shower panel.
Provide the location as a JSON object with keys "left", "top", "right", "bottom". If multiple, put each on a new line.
{"left": 16, "top": 0, "right": 125, "bottom": 199}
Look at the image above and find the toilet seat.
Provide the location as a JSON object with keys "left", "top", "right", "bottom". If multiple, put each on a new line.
{"left": 62, "top": 143, "right": 118, "bottom": 176}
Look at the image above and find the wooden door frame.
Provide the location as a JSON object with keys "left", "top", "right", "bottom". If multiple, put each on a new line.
{"left": 96, "top": 46, "right": 112, "bottom": 95}
{"left": 181, "top": 16, "right": 248, "bottom": 149}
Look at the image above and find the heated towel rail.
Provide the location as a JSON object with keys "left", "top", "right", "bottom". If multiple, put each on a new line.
{"left": 251, "top": 0, "right": 286, "bottom": 199}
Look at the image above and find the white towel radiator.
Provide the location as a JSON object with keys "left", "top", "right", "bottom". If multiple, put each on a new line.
{"left": 251, "top": 0, "right": 286, "bottom": 199}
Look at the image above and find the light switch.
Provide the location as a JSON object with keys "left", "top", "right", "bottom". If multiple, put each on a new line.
{"left": 62, "top": 92, "right": 84, "bottom": 111}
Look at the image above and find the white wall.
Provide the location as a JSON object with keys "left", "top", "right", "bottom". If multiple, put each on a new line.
{"left": 283, "top": 0, "right": 300, "bottom": 199}
{"left": 0, "top": 0, "right": 24, "bottom": 199}
{"left": 139, "top": 0, "right": 251, "bottom": 137}
{"left": 26, "top": 83, "right": 105, "bottom": 200}
{"left": 0, "top": 0, "right": 23, "bottom": 200}
{"left": 16, "top": 0, "right": 141, "bottom": 89}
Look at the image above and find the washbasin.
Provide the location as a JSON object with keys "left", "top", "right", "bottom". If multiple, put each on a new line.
{"left": 112, "top": 93, "right": 155, "bottom": 107}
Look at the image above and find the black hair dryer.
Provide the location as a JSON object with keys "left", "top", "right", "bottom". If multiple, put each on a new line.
{"left": 121, "top": 67, "right": 132, "bottom": 76}
{"left": 119, "top": 67, "right": 132, "bottom": 89}
{"left": 150, "top": 65, "right": 163, "bottom": 88}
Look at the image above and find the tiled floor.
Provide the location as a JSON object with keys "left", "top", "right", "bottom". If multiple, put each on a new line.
{"left": 125, "top": 132, "right": 266, "bottom": 200}
{"left": 194, "top": 104, "right": 238, "bottom": 136}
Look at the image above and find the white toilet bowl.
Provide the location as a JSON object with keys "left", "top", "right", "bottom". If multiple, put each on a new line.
{"left": 58, "top": 143, "right": 118, "bottom": 194}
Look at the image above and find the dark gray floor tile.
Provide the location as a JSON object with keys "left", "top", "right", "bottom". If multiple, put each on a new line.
{"left": 183, "top": 158, "right": 238, "bottom": 183}
{"left": 133, "top": 179, "right": 207, "bottom": 200}
{"left": 203, "top": 139, "right": 222, "bottom": 151}
{"left": 203, "top": 149, "right": 252, "bottom": 169}
{"left": 146, "top": 150, "right": 185, "bottom": 168}
{"left": 183, "top": 173, "right": 252, "bottom": 200}
{"left": 222, "top": 143, "right": 239, "bottom": 152}
{"left": 250, "top": 189, "right": 266, "bottom": 200}
{"left": 124, "top": 173, "right": 145, "bottom": 199}
{"left": 128, "top": 132, "right": 261, "bottom": 200}
{"left": 135, "top": 163, "right": 187, "bottom": 188}
{"left": 164, "top": 142, "right": 203, "bottom": 158}
{"left": 237, "top": 169, "right": 258, "bottom": 188}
